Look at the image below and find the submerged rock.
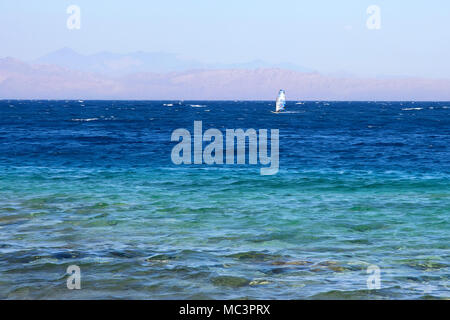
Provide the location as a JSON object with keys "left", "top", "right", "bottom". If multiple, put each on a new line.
{"left": 407, "top": 261, "right": 447, "bottom": 271}
{"left": 311, "top": 289, "right": 375, "bottom": 300}
{"left": 227, "top": 251, "right": 283, "bottom": 262}
{"left": 328, "top": 265, "right": 347, "bottom": 272}
{"left": 268, "top": 267, "right": 288, "bottom": 274}
{"left": 110, "top": 250, "right": 141, "bottom": 259}
{"left": 271, "top": 260, "right": 312, "bottom": 266}
{"left": 311, "top": 260, "right": 348, "bottom": 272}
{"left": 211, "top": 276, "right": 250, "bottom": 287}
{"left": 0, "top": 214, "right": 28, "bottom": 226}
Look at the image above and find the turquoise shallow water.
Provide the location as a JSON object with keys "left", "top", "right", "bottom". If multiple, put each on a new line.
{"left": 0, "top": 100, "right": 449, "bottom": 299}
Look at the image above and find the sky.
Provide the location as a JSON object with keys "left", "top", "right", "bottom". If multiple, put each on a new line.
{"left": 0, "top": 0, "right": 450, "bottom": 78}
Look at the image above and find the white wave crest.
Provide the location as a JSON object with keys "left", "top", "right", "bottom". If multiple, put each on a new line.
{"left": 71, "top": 118, "right": 99, "bottom": 122}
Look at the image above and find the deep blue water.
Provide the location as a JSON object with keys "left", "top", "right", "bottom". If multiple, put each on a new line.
{"left": 0, "top": 100, "right": 449, "bottom": 299}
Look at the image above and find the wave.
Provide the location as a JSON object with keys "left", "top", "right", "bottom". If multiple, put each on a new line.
{"left": 274, "top": 111, "right": 302, "bottom": 114}
{"left": 71, "top": 118, "right": 99, "bottom": 122}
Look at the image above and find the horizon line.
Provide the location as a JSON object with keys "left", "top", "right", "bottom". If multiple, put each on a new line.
{"left": 2, "top": 99, "right": 450, "bottom": 103}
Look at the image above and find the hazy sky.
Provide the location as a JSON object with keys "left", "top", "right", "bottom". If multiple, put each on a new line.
{"left": 1, "top": 0, "right": 449, "bottom": 78}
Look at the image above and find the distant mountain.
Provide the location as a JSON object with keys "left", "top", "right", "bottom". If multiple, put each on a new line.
{"left": 1, "top": 57, "right": 450, "bottom": 100}
{"left": 211, "top": 59, "right": 313, "bottom": 73}
{"left": 35, "top": 48, "right": 205, "bottom": 75}
{"left": 34, "top": 48, "right": 314, "bottom": 75}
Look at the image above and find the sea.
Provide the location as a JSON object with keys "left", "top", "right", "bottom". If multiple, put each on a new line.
{"left": 0, "top": 100, "right": 448, "bottom": 299}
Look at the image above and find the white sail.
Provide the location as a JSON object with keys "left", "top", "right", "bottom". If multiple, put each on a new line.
{"left": 275, "top": 89, "right": 286, "bottom": 112}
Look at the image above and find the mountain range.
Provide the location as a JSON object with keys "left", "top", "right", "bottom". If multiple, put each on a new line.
{"left": 0, "top": 49, "right": 449, "bottom": 100}
{"left": 34, "top": 48, "right": 314, "bottom": 75}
